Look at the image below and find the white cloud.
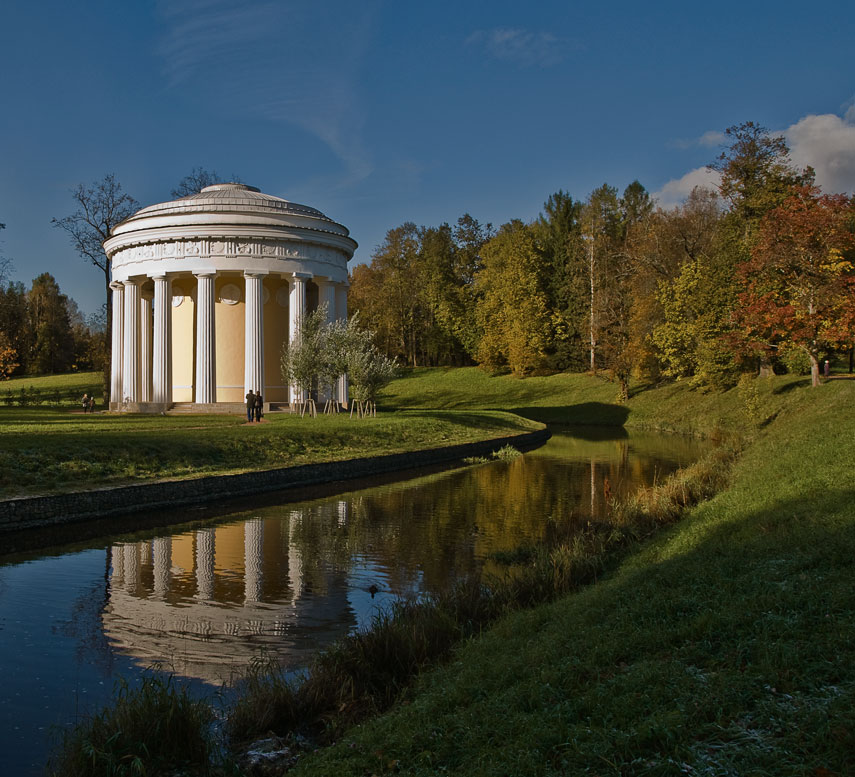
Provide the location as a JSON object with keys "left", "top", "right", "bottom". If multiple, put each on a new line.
{"left": 785, "top": 112, "right": 855, "bottom": 195}
{"left": 466, "top": 27, "right": 567, "bottom": 68}
{"left": 154, "top": 0, "right": 375, "bottom": 186}
{"left": 658, "top": 106, "right": 855, "bottom": 207}
{"left": 653, "top": 166, "right": 721, "bottom": 209}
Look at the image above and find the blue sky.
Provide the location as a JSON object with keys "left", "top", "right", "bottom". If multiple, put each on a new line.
{"left": 1, "top": 0, "right": 854, "bottom": 316}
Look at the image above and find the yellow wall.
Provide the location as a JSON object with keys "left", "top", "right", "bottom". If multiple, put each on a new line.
{"left": 215, "top": 276, "right": 245, "bottom": 402}
{"left": 263, "top": 277, "right": 290, "bottom": 402}
{"left": 168, "top": 274, "right": 294, "bottom": 404}
{"left": 171, "top": 279, "right": 195, "bottom": 402}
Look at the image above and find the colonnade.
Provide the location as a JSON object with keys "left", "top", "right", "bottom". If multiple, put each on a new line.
{"left": 109, "top": 271, "right": 348, "bottom": 408}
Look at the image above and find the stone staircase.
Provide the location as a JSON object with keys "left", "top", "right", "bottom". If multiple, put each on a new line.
{"left": 166, "top": 402, "right": 291, "bottom": 415}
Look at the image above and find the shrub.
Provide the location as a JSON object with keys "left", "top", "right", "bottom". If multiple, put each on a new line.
{"left": 47, "top": 673, "right": 214, "bottom": 777}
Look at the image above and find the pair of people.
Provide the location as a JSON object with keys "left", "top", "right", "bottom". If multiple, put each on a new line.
{"left": 245, "top": 389, "right": 264, "bottom": 423}
{"left": 81, "top": 393, "right": 96, "bottom": 413}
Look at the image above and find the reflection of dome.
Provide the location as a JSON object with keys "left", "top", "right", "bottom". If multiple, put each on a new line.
{"left": 103, "top": 183, "right": 355, "bottom": 409}
{"left": 101, "top": 507, "right": 356, "bottom": 685}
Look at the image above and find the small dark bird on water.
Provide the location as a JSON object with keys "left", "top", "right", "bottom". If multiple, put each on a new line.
{"left": 368, "top": 584, "right": 379, "bottom": 598}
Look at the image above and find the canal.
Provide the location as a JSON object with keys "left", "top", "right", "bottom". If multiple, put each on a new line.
{"left": 0, "top": 426, "right": 711, "bottom": 775}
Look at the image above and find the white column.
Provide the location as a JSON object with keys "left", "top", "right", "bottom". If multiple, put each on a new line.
{"left": 288, "top": 272, "right": 311, "bottom": 404}
{"left": 335, "top": 282, "right": 349, "bottom": 407}
{"left": 122, "top": 280, "right": 140, "bottom": 403}
{"left": 194, "top": 272, "right": 216, "bottom": 404}
{"left": 317, "top": 280, "right": 337, "bottom": 402}
{"left": 110, "top": 282, "right": 124, "bottom": 407}
{"left": 140, "top": 290, "right": 153, "bottom": 403}
{"left": 152, "top": 275, "right": 172, "bottom": 405}
{"left": 244, "top": 273, "right": 265, "bottom": 394}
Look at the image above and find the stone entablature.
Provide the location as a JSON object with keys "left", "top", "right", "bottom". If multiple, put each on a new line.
{"left": 103, "top": 183, "right": 355, "bottom": 410}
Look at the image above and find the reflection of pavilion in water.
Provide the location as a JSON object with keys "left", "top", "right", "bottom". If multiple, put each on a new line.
{"left": 102, "top": 502, "right": 356, "bottom": 685}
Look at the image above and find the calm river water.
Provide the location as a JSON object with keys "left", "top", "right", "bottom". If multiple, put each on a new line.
{"left": 0, "top": 426, "right": 710, "bottom": 775}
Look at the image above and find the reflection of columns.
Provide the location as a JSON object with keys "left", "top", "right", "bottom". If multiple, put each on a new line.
{"left": 153, "top": 537, "right": 171, "bottom": 599}
{"left": 122, "top": 280, "right": 140, "bottom": 403}
{"left": 244, "top": 518, "right": 264, "bottom": 603}
{"left": 110, "top": 544, "right": 124, "bottom": 587}
{"left": 110, "top": 282, "right": 124, "bottom": 406}
{"left": 195, "top": 272, "right": 216, "bottom": 404}
{"left": 288, "top": 273, "right": 311, "bottom": 404}
{"left": 244, "top": 273, "right": 265, "bottom": 394}
{"left": 317, "top": 281, "right": 337, "bottom": 402}
{"left": 152, "top": 275, "right": 172, "bottom": 405}
{"left": 288, "top": 510, "right": 303, "bottom": 603}
{"left": 123, "top": 543, "right": 140, "bottom": 593}
{"left": 140, "top": 291, "right": 153, "bottom": 403}
{"left": 335, "top": 282, "right": 349, "bottom": 406}
{"left": 195, "top": 529, "right": 215, "bottom": 601}
{"left": 337, "top": 500, "right": 349, "bottom": 527}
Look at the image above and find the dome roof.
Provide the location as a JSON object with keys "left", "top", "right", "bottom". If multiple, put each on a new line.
{"left": 124, "top": 182, "right": 333, "bottom": 223}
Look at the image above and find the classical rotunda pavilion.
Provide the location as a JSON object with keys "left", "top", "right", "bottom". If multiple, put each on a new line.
{"left": 103, "top": 183, "right": 356, "bottom": 411}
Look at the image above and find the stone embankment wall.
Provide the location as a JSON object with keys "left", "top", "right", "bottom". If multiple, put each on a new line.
{"left": 0, "top": 429, "right": 549, "bottom": 532}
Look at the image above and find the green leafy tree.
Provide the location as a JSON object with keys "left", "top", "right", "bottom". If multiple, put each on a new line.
{"left": 534, "top": 190, "right": 587, "bottom": 370}
{"left": 475, "top": 221, "right": 553, "bottom": 375}
{"left": 28, "top": 273, "right": 75, "bottom": 374}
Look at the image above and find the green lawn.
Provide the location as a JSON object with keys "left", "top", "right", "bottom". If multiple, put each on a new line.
{"left": 291, "top": 376, "right": 855, "bottom": 776}
{"left": 0, "top": 406, "right": 537, "bottom": 497}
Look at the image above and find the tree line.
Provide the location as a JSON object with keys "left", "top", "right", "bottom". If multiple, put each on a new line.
{"left": 0, "top": 271, "right": 105, "bottom": 379}
{"left": 350, "top": 122, "right": 855, "bottom": 393}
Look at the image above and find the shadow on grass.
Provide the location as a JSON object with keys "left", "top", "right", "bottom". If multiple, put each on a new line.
{"left": 773, "top": 379, "right": 811, "bottom": 394}
{"left": 509, "top": 402, "right": 630, "bottom": 427}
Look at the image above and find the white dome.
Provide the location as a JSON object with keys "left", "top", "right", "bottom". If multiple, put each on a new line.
{"left": 104, "top": 183, "right": 357, "bottom": 285}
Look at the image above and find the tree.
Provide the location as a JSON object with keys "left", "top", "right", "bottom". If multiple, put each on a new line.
{"left": 0, "top": 222, "right": 11, "bottom": 286}
{"left": 280, "top": 304, "right": 327, "bottom": 415}
{"left": 475, "top": 221, "right": 553, "bottom": 375}
{"left": 733, "top": 186, "right": 855, "bottom": 387}
{"left": 535, "top": 190, "right": 587, "bottom": 370}
{"left": 171, "top": 167, "right": 233, "bottom": 198}
{"left": 0, "top": 332, "right": 19, "bottom": 380}
{"left": 581, "top": 184, "right": 623, "bottom": 373}
{"left": 52, "top": 175, "right": 139, "bottom": 392}
{"left": 711, "top": 122, "right": 813, "bottom": 234}
{"left": 0, "top": 281, "right": 29, "bottom": 375}
{"left": 28, "top": 273, "right": 75, "bottom": 374}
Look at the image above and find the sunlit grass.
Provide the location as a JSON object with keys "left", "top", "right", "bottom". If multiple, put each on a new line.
{"left": 0, "top": 404, "right": 538, "bottom": 496}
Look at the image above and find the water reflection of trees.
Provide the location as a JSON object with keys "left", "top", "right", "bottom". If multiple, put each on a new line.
{"left": 99, "top": 429, "right": 708, "bottom": 684}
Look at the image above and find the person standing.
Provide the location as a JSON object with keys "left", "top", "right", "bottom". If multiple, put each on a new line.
{"left": 254, "top": 391, "right": 264, "bottom": 422}
{"left": 245, "top": 389, "right": 255, "bottom": 423}
{"left": 81, "top": 393, "right": 90, "bottom": 413}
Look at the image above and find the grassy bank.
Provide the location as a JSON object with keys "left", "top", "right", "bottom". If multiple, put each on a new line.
{"left": 380, "top": 366, "right": 816, "bottom": 435}
{"left": 0, "top": 406, "right": 537, "bottom": 497}
{"left": 291, "top": 377, "right": 855, "bottom": 775}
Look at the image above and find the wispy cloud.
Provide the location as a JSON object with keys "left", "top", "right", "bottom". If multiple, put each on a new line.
{"left": 669, "top": 130, "right": 726, "bottom": 150}
{"left": 154, "top": 0, "right": 375, "bottom": 186}
{"left": 466, "top": 27, "right": 569, "bottom": 68}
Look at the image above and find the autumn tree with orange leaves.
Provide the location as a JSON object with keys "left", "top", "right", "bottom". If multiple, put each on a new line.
{"left": 732, "top": 186, "right": 855, "bottom": 386}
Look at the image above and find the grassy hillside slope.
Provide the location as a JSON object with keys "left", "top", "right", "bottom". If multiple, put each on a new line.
{"left": 380, "top": 367, "right": 810, "bottom": 435}
{"left": 294, "top": 377, "right": 855, "bottom": 775}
